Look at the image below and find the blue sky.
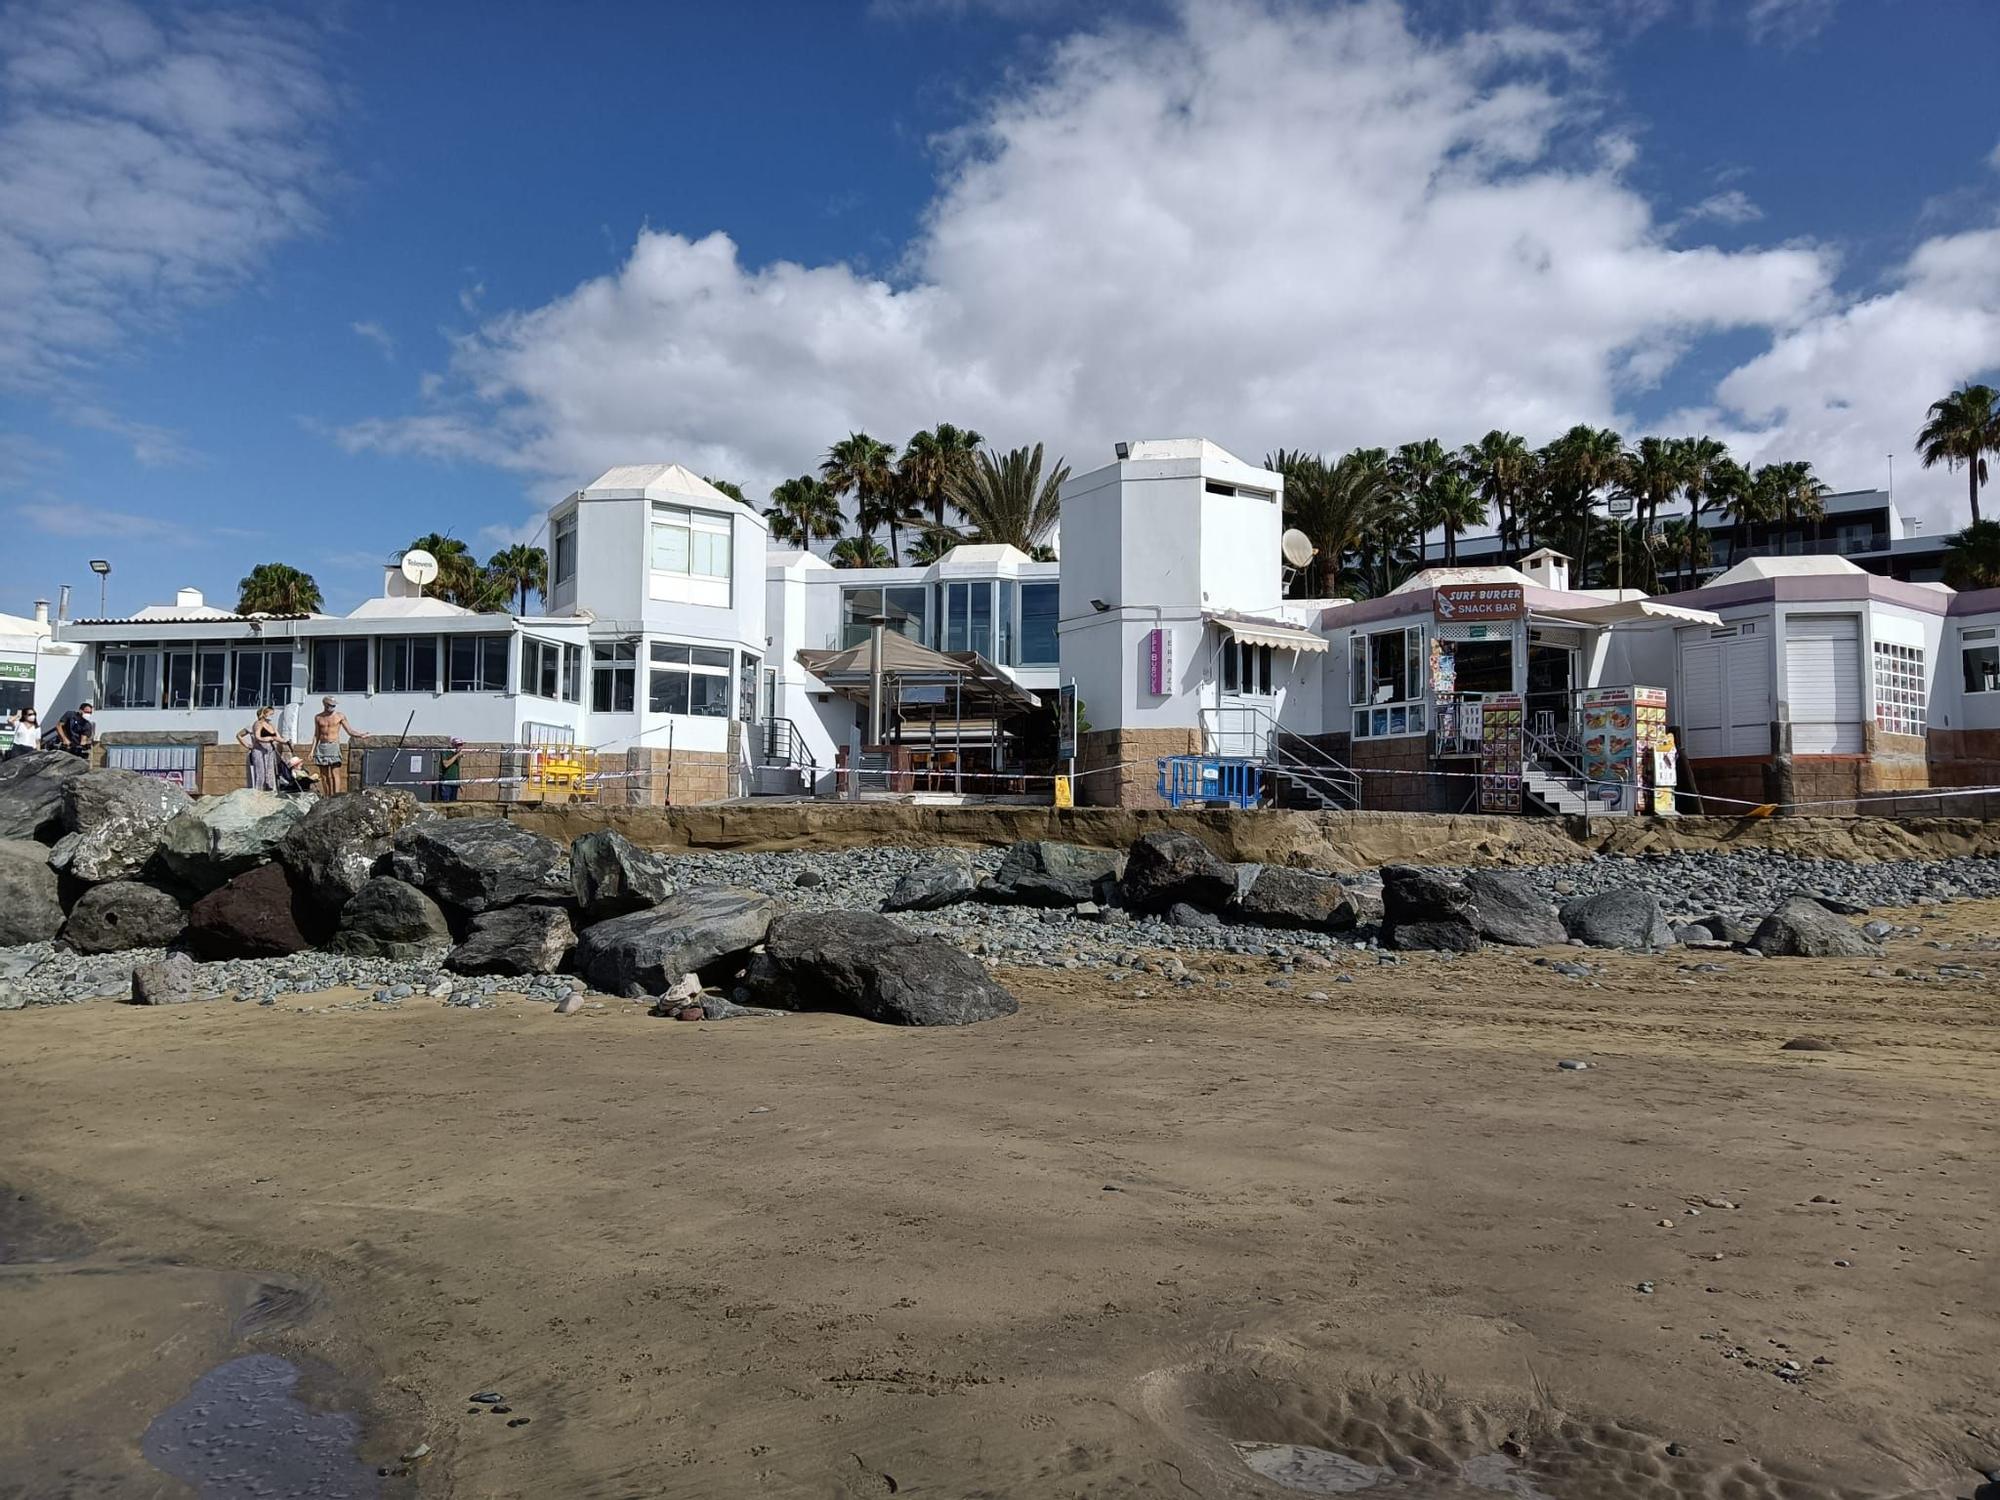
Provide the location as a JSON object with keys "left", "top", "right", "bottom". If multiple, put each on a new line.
{"left": 2, "top": 0, "right": 1996, "bottom": 619}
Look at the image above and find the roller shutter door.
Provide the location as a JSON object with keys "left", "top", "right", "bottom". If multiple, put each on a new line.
{"left": 1784, "top": 616, "right": 1862, "bottom": 754}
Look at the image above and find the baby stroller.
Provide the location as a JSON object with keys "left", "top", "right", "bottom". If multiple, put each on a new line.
{"left": 275, "top": 751, "right": 318, "bottom": 795}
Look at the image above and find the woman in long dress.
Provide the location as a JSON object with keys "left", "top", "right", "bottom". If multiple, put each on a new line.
{"left": 237, "top": 706, "right": 282, "bottom": 791}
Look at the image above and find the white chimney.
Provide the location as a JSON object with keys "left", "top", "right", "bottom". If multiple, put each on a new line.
{"left": 176, "top": 587, "right": 205, "bottom": 609}
{"left": 1520, "top": 548, "right": 1570, "bottom": 592}
{"left": 33, "top": 599, "right": 49, "bottom": 626}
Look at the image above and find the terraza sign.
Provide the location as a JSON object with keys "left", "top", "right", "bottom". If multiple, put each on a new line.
{"left": 1433, "top": 584, "right": 1524, "bottom": 623}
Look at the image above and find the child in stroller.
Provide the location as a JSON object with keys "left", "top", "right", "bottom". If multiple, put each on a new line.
{"left": 275, "top": 750, "right": 318, "bottom": 795}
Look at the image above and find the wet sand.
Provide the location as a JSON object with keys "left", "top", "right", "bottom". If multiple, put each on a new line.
{"left": 2, "top": 902, "right": 1997, "bottom": 1499}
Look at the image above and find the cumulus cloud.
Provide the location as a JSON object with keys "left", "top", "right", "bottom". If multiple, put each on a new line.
{"left": 1678, "top": 189, "right": 1763, "bottom": 228}
{"left": 0, "top": 0, "right": 333, "bottom": 401}
{"left": 344, "top": 0, "right": 1992, "bottom": 533}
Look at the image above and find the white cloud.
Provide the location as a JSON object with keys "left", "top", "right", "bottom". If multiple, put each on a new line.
{"left": 346, "top": 0, "right": 1993, "bottom": 536}
{"left": 0, "top": 0, "right": 333, "bottom": 420}
{"left": 1745, "top": 0, "right": 1837, "bottom": 46}
{"left": 1679, "top": 189, "right": 1763, "bottom": 227}
{"left": 352, "top": 320, "right": 397, "bottom": 360}
{"left": 15, "top": 501, "right": 190, "bottom": 541}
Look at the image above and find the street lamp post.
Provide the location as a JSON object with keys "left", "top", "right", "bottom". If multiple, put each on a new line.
{"left": 88, "top": 559, "right": 111, "bottom": 619}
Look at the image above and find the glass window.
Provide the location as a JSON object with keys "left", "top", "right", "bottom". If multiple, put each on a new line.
{"left": 842, "top": 585, "right": 929, "bottom": 650}
{"left": 522, "top": 639, "right": 558, "bottom": 699}
{"left": 646, "top": 640, "right": 730, "bottom": 716}
{"left": 379, "top": 636, "right": 439, "bottom": 694}
{"left": 448, "top": 635, "right": 509, "bottom": 692}
{"left": 998, "top": 582, "right": 1015, "bottom": 665}
{"left": 1018, "top": 582, "right": 1058, "bottom": 665}
{"left": 942, "top": 581, "right": 995, "bottom": 657}
{"left": 1351, "top": 625, "right": 1425, "bottom": 736}
{"left": 739, "top": 653, "right": 760, "bottom": 721}
{"left": 1871, "top": 641, "right": 1925, "bottom": 735}
{"left": 592, "top": 641, "right": 636, "bottom": 713}
{"left": 232, "top": 649, "right": 293, "bottom": 708}
{"left": 562, "top": 644, "right": 583, "bottom": 703}
{"left": 197, "top": 650, "right": 228, "bottom": 708}
{"left": 1964, "top": 643, "right": 1999, "bottom": 694}
{"left": 101, "top": 650, "right": 159, "bottom": 709}
{"left": 552, "top": 512, "right": 577, "bottom": 586}
{"left": 649, "top": 505, "right": 732, "bottom": 579}
{"left": 311, "top": 639, "right": 368, "bottom": 695}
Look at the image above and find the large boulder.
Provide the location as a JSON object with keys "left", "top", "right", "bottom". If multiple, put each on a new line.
{"left": 882, "top": 861, "right": 976, "bottom": 913}
{"left": 0, "top": 837, "right": 65, "bottom": 946}
{"left": 1120, "top": 830, "right": 1236, "bottom": 914}
{"left": 1560, "top": 887, "right": 1675, "bottom": 951}
{"left": 187, "top": 863, "right": 314, "bottom": 960}
{"left": 572, "top": 886, "right": 776, "bottom": 996}
{"left": 1749, "top": 897, "right": 1883, "bottom": 958}
{"left": 1380, "top": 865, "right": 1481, "bottom": 952}
{"left": 569, "top": 830, "right": 676, "bottom": 922}
{"left": 391, "top": 818, "right": 566, "bottom": 913}
{"left": 448, "top": 905, "right": 578, "bottom": 976}
{"left": 277, "top": 789, "right": 428, "bottom": 909}
{"left": 131, "top": 953, "right": 204, "bottom": 1005}
{"left": 56, "top": 768, "right": 192, "bottom": 884}
{"left": 0, "top": 751, "right": 88, "bottom": 842}
{"left": 982, "top": 840, "right": 1122, "bottom": 907}
{"left": 63, "top": 881, "right": 186, "bottom": 954}
{"left": 158, "top": 790, "right": 313, "bottom": 894}
{"left": 1463, "top": 870, "right": 1566, "bottom": 947}
{"left": 748, "top": 910, "right": 1019, "bottom": 1026}
{"left": 326, "top": 877, "right": 452, "bottom": 961}
{"left": 1233, "top": 867, "right": 1363, "bottom": 931}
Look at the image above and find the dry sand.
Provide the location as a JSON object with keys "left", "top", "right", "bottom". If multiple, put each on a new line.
{"left": 3, "top": 904, "right": 1997, "bottom": 1499}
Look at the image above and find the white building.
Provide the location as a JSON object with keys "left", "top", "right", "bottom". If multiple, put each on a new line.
{"left": 1056, "top": 439, "right": 1329, "bottom": 805}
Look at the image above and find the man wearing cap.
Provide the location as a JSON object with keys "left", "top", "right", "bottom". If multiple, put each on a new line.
{"left": 312, "top": 697, "right": 357, "bottom": 794}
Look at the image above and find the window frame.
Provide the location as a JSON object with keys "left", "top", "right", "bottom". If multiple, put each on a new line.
{"left": 100, "top": 648, "right": 160, "bottom": 709}
{"left": 378, "top": 635, "right": 440, "bottom": 695}
{"left": 447, "top": 634, "right": 510, "bottom": 693}
{"left": 1017, "top": 581, "right": 1059, "bottom": 666}
{"left": 649, "top": 504, "right": 733, "bottom": 581}
{"left": 591, "top": 641, "right": 637, "bottom": 714}
{"left": 552, "top": 510, "right": 577, "bottom": 587}
{"left": 1963, "top": 630, "right": 1999, "bottom": 695}
{"left": 1870, "top": 639, "right": 1926, "bottom": 736}
{"left": 1348, "top": 624, "right": 1427, "bottom": 739}
{"left": 231, "top": 647, "right": 294, "bottom": 709}
{"left": 311, "top": 638, "right": 369, "bottom": 696}
{"left": 646, "top": 640, "right": 732, "bottom": 718}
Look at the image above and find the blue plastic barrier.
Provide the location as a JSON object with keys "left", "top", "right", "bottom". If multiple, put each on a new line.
{"left": 1157, "top": 755, "right": 1264, "bottom": 809}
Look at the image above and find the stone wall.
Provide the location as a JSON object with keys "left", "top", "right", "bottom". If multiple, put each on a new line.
{"left": 1073, "top": 727, "right": 1201, "bottom": 808}
{"left": 1681, "top": 756, "right": 1773, "bottom": 813}
{"left": 1347, "top": 736, "right": 1459, "bottom": 813}
{"left": 1929, "top": 727, "right": 2000, "bottom": 788}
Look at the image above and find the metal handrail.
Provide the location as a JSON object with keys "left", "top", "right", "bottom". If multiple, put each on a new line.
{"left": 760, "top": 717, "right": 817, "bottom": 769}
{"left": 1200, "top": 704, "right": 1361, "bottom": 810}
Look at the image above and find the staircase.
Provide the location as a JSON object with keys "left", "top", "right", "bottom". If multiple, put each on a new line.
{"left": 1201, "top": 705, "right": 1361, "bottom": 811}
{"left": 752, "top": 717, "right": 819, "bottom": 796}
{"left": 1522, "top": 725, "right": 1625, "bottom": 817}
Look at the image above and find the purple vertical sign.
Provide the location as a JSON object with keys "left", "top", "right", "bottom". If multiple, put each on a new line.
{"left": 1146, "top": 626, "right": 1172, "bottom": 695}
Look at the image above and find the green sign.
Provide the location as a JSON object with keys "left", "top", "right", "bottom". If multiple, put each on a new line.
{"left": 0, "top": 661, "right": 33, "bottom": 680}
{"left": 1467, "top": 625, "right": 1488, "bottom": 640}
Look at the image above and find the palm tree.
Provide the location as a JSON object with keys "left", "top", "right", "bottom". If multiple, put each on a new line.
{"left": 486, "top": 543, "right": 547, "bottom": 615}
{"left": 904, "top": 528, "right": 963, "bottom": 566}
{"left": 764, "top": 476, "right": 844, "bottom": 551}
{"left": 1676, "top": 435, "right": 1737, "bottom": 564}
{"left": 1620, "top": 435, "right": 1688, "bottom": 535}
{"left": 829, "top": 536, "right": 893, "bottom": 569}
{"left": 1463, "top": 431, "right": 1533, "bottom": 555}
{"left": 235, "top": 563, "right": 323, "bottom": 615}
{"left": 1424, "top": 468, "right": 1486, "bottom": 567}
{"left": 1341, "top": 446, "right": 1413, "bottom": 595}
{"left": 899, "top": 424, "right": 985, "bottom": 535}
{"left": 404, "top": 533, "right": 506, "bottom": 610}
{"left": 821, "top": 433, "right": 898, "bottom": 557}
{"left": 1388, "top": 439, "right": 1450, "bottom": 564}
{"left": 1659, "top": 517, "right": 1712, "bottom": 592}
{"left": 702, "top": 477, "right": 748, "bottom": 504}
{"left": 1917, "top": 384, "right": 2000, "bottom": 526}
{"left": 945, "top": 443, "right": 1070, "bottom": 553}
{"left": 1267, "top": 450, "right": 1387, "bottom": 595}
{"left": 1942, "top": 519, "right": 2000, "bottom": 589}
{"left": 1761, "top": 459, "right": 1830, "bottom": 529}
{"left": 1533, "top": 426, "right": 1623, "bottom": 583}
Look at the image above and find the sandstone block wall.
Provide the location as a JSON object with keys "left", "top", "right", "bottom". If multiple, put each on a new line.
{"left": 1073, "top": 727, "right": 1201, "bottom": 808}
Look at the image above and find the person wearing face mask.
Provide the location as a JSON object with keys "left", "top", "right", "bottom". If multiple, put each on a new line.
{"left": 5, "top": 706, "right": 38, "bottom": 760}
{"left": 55, "top": 701, "right": 95, "bottom": 759}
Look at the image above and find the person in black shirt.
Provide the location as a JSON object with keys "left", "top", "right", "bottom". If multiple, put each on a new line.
{"left": 55, "top": 702, "right": 95, "bottom": 758}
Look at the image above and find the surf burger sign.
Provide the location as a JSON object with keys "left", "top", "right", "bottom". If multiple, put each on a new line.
{"left": 1432, "top": 583, "right": 1523, "bottom": 623}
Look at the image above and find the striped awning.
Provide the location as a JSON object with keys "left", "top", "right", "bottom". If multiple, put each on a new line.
{"left": 1208, "top": 612, "right": 1329, "bottom": 654}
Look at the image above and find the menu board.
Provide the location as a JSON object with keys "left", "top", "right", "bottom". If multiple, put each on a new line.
{"left": 1478, "top": 692, "right": 1522, "bottom": 813}
{"left": 1580, "top": 685, "right": 1670, "bottom": 815}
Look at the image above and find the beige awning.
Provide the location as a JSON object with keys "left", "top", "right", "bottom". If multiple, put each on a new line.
{"left": 1209, "top": 613, "right": 1329, "bottom": 653}
{"left": 1545, "top": 599, "right": 1723, "bottom": 628}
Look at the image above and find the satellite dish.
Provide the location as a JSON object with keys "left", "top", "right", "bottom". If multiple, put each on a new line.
{"left": 400, "top": 548, "right": 440, "bottom": 588}
{"left": 1281, "top": 529, "right": 1317, "bottom": 569}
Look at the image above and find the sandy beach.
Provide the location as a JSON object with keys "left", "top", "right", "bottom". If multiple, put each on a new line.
{"left": 4, "top": 902, "right": 1997, "bottom": 1499}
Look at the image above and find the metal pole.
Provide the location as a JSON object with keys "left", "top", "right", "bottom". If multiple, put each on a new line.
{"left": 866, "top": 615, "right": 888, "bottom": 748}
{"left": 954, "top": 679, "right": 962, "bottom": 795}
